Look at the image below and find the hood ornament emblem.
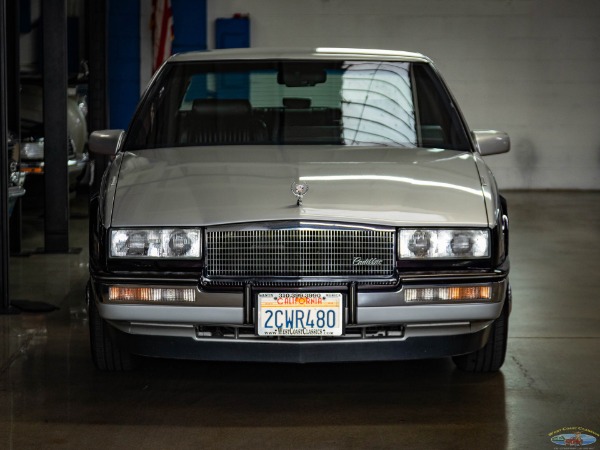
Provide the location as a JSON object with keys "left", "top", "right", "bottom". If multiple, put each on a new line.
{"left": 291, "top": 181, "right": 309, "bottom": 206}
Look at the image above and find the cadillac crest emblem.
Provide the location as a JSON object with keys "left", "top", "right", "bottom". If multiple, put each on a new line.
{"left": 291, "top": 181, "right": 309, "bottom": 206}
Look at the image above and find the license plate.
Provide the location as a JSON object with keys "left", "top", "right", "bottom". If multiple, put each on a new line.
{"left": 257, "top": 293, "right": 343, "bottom": 336}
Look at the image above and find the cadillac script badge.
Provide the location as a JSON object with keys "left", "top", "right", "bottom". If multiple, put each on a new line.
{"left": 291, "top": 181, "right": 309, "bottom": 206}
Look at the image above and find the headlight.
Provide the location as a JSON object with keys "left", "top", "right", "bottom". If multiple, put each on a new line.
{"left": 399, "top": 229, "right": 489, "bottom": 259}
{"left": 21, "top": 139, "right": 45, "bottom": 160}
{"left": 110, "top": 228, "right": 202, "bottom": 258}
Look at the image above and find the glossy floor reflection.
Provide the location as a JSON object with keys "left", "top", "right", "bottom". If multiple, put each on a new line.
{"left": 1, "top": 191, "right": 599, "bottom": 449}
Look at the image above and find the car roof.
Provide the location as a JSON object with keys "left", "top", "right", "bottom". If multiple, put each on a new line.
{"left": 169, "top": 47, "right": 432, "bottom": 64}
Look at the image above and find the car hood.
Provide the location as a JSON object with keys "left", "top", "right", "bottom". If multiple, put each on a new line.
{"left": 109, "top": 146, "right": 488, "bottom": 228}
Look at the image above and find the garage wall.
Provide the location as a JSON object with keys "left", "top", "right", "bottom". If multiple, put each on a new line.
{"left": 140, "top": 0, "right": 207, "bottom": 95}
{"left": 207, "top": 0, "right": 600, "bottom": 190}
{"left": 108, "top": 0, "right": 140, "bottom": 130}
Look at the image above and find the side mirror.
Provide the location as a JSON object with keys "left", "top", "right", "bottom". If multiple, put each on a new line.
{"left": 473, "top": 130, "right": 510, "bottom": 156}
{"left": 89, "top": 130, "right": 124, "bottom": 155}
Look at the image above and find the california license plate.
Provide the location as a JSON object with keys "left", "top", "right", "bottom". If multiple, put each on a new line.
{"left": 257, "top": 293, "right": 343, "bottom": 336}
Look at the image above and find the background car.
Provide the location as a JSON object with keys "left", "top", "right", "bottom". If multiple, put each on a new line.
{"left": 7, "top": 131, "right": 26, "bottom": 217}
{"left": 88, "top": 48, "right": 511, "bottom": 373}
{"left": 19, "top": 77, "right": 90, "bottom": 190}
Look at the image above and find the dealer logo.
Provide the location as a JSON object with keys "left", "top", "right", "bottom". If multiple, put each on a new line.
{"left": 549, "top": 427, "right": 598, "bottom": 448}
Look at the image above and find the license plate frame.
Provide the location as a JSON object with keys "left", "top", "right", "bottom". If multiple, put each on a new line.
{"left": 257, "top": 292, "right": 344, "bottom": 337}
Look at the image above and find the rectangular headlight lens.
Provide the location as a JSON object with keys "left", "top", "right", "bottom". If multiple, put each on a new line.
{"left": 399, "top": 229, "right": 489, "bottom": 259}
{"left": 108, "top": 287, "right": 196, "bottom": 303}
{"left": 404, "top": 285, "right": 492, "bottom": 303}
{"left": 110, "top": 228, "right": 202, "bottom": 258}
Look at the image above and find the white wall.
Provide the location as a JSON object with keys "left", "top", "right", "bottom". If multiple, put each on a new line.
{"left": 207, "top": 0, "right": 600, "bottom": 189}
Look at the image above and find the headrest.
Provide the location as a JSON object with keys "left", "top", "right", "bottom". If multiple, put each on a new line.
{"left": 192, "top": 99, "right": 252, "bottom": 117}
{"left": 283, "top": 97, "right": 312, "bottom": 109}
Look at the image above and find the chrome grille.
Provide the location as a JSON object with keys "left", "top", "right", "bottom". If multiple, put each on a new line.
{"left": 205, "top": 225, "right": 395, "bottom": 278}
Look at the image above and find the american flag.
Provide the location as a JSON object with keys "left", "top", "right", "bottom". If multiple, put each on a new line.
{"left": 151, "top": 0, "right": 174, "bottom": 72}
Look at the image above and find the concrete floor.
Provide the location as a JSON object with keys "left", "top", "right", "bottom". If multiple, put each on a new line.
{"left": 1, "top": 191, "right": 599, "bottom": 449}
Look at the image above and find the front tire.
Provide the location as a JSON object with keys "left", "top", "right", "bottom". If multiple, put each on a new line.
{"left": 87, "top": 282, "right": 137, "bottom": 371}
{"left": 453, "top": 295, "right": 509, "bottom": 373}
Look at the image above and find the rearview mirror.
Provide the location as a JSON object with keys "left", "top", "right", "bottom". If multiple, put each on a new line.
{"left": 278, "top": 64, "right": 327, "bottom": 87}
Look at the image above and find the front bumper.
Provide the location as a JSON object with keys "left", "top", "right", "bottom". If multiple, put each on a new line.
{"left": 21, "top": 157, "right": 87, "bottom": 187}
{"left": 116, "top": 326, "right": 493, "bottom": 363}
{"left": 90, "top": 274, "right": 508, "bottom": 362}
{"left": 8, "top": 186, "right": 26, "bottom": 217}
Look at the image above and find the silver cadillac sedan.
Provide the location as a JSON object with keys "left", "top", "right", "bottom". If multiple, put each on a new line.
{"left": 88, "top": 48, "right": 511, "bottom": 372}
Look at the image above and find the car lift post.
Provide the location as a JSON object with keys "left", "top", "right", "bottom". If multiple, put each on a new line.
{"left": 1, "top": 0, "right": 17, "bottom": 314}
{"left": 7, "top": 0, "right": 21, "bottom": 255}
{"left": 42, "top": 0, "right": 70, "bottom": 253}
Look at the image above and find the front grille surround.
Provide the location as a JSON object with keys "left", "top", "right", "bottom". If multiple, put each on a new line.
{"left": 201, "top": 277, "right": 399, "bottom": 288}
{"left": 205, "top": 223, "right": 396, "bottom": 279}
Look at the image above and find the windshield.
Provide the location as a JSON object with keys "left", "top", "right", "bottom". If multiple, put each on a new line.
{"left": 125, "top": 60, "right": 470, "bottom": 151}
